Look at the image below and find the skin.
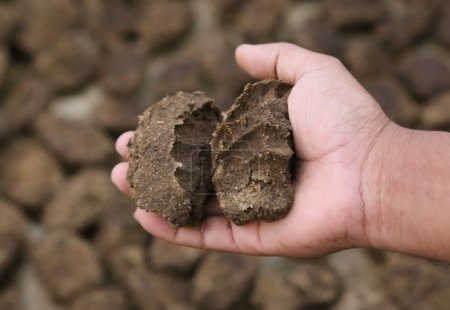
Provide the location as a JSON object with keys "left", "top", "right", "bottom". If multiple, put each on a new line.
{"left": 112, "top": 43, "right": 450, "bottom": 262}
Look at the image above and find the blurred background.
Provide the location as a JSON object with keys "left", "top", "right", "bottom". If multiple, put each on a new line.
{"left": 0, "top": 0, "right": 449, "bottom": 309}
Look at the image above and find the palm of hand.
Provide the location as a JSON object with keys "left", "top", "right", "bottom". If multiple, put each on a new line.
{"left": 278, "top": 72, "right": 386, "bottom": 256}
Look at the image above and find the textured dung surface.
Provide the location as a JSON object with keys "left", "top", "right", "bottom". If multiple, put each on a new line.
{"left": 211, "top": 80, "right": 294, "bottom": 225}
{"left": 127, "top": 92, "right": 222, "bottom": 227}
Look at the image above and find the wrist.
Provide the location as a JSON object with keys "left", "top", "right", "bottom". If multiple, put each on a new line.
{"left": 359, "top": 121, "right": 412, "bottom": 249}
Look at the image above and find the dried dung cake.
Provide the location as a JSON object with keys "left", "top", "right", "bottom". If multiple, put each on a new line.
{"left": 34, "top": 31, "right": 100, "bottom": 91}
{"left": 0, "top": 200, "right": 26, "bottom": 279}
{"left": 43, "top": 169, "right": 118, "bottom": 232}
{"left": 110, "top": 246, "right": 192, "bottom": 310}
{"left": 96, "top": 200, "right": 150, "bottom": 259}
{"left": 32, "top": 232, "right": 103, "bottom": 301}
{"left": 252, "top": 259, "right": 342, "bottom": 309}
{"left": 211, "top": 80, "right": 295, "bottom": 225}
{"left": 0, "top": 76, "right": 51, "bottom": 141}
{"left": 1, "top": 139, "right": 62, "bottom": 209}
{"left": 99, "top": 42, "right": 146, "bottom": 96}
{"left": 0, "top": 46, "right": 7, "bottom": 88}
{"left": 70, "top": 287, "right": 129, "bottom": 310}
{"left": 422, "top": 92, "right": 450, "bottom": 130}
{"left": 235, "top": 0, "right": 287, "bottom": 43}
{"left": 136, "top": 0, "right": 193, "bottom": 52}
{"left": 324, "top": 0, "right": 385, "bottom": 30}
{"left": 147, "top": 239, "right": 204, "bottom": 273}
{"left": 0, "top": 287, "right": 21, "bottom": 310}
{"left": 363, "top": 74, "right": 419, "bottom": 127}
{"left": 15, "top": 0, "right": 79, "bottom": 54}
{"left": 382, "top": 253, "right": 450, "bottom": 309}
{"left": 397, "top": 45, "right": 450, "bottom": 99}
{"left": 34, "top": 113, "right": 114, "bottom": 165}
{"left": 127, "top": 92, "right": 222, "bottom": 227}
{"left": 95, "top": 96, "right": 144, "bottom": 133}
{"left": 192, "top": 253, "right": 258, "bottom": 310}
{"left": 152, "top": 56, "right": 205, "bottom": 100}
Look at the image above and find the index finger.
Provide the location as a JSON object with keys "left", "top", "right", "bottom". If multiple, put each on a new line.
{"left": 115, "top": 131, "right": 135, "bottom": 160}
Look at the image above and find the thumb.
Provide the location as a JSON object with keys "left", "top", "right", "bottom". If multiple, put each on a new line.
{"left": 235, "top": 43, "right": 331, "bottom": 84}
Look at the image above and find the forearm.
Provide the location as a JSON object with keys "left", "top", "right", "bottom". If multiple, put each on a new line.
{"left": 363, "top": 123, "right": 450, "bottom": 261}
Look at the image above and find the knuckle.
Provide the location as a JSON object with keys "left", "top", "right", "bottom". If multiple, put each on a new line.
{"left": 320, "top": 55, "right": 343, "bottom": 67}
{"left": 306, "top": 54, "right": 343, "bottom": 72}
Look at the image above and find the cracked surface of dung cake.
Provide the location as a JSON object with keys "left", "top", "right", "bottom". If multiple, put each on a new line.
{"left": 127, "top": 92, "right": 222, "bottom": 227}
{"left": 211, "top": 80, "right": 295, "bottom": 225}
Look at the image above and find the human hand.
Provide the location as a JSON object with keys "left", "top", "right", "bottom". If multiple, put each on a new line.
{"left": 112, "top": 43, "right": 391, "bottom": 257}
